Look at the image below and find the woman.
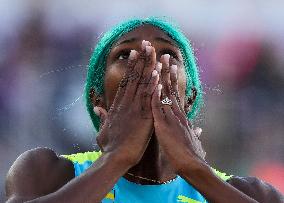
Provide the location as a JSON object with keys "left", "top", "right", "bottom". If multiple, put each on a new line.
{"left": 5, "top": 17, "right": 283, "bottom": 203}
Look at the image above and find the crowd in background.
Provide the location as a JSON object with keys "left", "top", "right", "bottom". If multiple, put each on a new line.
{"left": 1, "top": 0, "right": 284, "bottom": 201}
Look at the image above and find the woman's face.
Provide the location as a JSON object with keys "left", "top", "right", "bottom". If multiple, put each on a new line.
{"left": 103, "top": 24, "right": 187, "bottom": 110}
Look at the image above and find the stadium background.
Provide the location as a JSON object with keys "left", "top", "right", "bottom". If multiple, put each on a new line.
{"left": 1, "top": 0, "right": 284, "bottom": 201}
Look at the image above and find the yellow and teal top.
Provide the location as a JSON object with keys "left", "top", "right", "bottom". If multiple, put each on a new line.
{"left": 62, "top": 151, "right": 232, "bottom": 203}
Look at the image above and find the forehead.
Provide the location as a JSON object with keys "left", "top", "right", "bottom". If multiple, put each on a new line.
{"left": 114, "top": 24, "right": 178, "bottom": 47}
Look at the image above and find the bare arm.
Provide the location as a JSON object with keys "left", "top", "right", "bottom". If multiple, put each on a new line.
{"left": 5, "top": 147, "right": 130, "bottom": 203}
{"left": 6, "top": 42, "right": 160, "bottom": 203}
{"left": 228, "top": 176, "right": 284, "bottom": 203}
{"left": 178, "top": 161, "right": 283, "bottom": 203}
{"left": 151, "top": 52, "right": 284, "bottom": 203}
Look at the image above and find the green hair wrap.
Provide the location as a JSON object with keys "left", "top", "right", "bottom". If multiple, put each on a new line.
{"left": 85, "top": 17, "right": 203, "bottom": 132}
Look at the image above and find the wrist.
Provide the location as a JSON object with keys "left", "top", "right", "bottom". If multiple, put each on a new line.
{"left": 177, "top": 158, "right": 218, "bottom": 194}
{"left": 176, "top": 152, "right": 209, "bottom": 176}
{"left": 103, "top": 151, "right": 134, "bottom": 170}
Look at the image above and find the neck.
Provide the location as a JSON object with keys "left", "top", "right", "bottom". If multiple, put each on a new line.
{"left": 124, "top": 133, "right": 177, "bottom": 185}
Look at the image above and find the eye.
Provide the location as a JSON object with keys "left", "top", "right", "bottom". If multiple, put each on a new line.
{"left": 117, "top": 50, "right": 131, "bottom": 60}
{"left": 160, "top": 49, "right": 179, "bottom": 60}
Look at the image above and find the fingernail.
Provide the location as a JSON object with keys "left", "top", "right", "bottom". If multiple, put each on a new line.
{"left": 171, "top": 65, "right": 177, "bottom": 74}
{"left": 129, "top": 50, "right": 137, "bottom": 60}
{"left": 156, "top": 62, "right": 162, "bottom": 72}
{"left": 146, "top": 45, "right": 152, "bottom": 56}
{"left": 93, "top": 106, "right": 100, "bottom": 116}
{"left": 142, "top": 40, "right": 151, "bottom": 50}
{"left": 163, "top": 54, "right": 170, "bottom": 63}
{"left": 152, "top": 70, "right": 158, "bottom": 77}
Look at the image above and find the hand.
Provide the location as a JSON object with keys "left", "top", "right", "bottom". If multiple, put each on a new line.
{"left": 151, "top": 55, "right": 206, "bottom": 173}
{"left": 94, "top": 41, "right": 159, "bottom": 166}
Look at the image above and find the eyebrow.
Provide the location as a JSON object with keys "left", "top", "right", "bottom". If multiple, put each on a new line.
{"left": 154, "top": 37, "right": 177, "bottom": 47}
{"left": 115, "top": 37, "right": 178, "bottom": 47}
{"left": 115, "top": 38, "right": 138, "bottom": 46}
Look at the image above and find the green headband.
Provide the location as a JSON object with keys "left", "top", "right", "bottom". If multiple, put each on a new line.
{"left": 85, "top": 17, "right": 203, "bottom": 132}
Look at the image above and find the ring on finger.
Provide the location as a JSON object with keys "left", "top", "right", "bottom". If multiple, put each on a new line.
{"left": 161, "top": 97, "right": 173, "bottom": 106}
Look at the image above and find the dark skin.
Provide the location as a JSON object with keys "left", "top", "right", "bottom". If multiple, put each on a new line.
{"left": 5, "top": 25, "right": 283, "bottom": 203}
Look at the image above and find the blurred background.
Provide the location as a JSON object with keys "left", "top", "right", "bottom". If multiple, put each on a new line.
{"left": 1, "top": 0, "right": 284, "bottom": 201}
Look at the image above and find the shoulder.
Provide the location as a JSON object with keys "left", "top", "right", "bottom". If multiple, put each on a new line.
{"left": 5, "top": 147, "right": 74, "bottom": 201}
{"left": 227, "top": 176, "right": 283, "bottom": 203}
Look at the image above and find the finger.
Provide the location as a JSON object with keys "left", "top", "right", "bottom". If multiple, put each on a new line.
{"left": 112, "top": 49, "right": 138, "bottom": 109}
{"left": 169, "top": 64, "right": 183, "bottom": 110}
{"left": 152, "top": 83, "right": 179, "bottom": 124}
{"left": 170, "top": 94, "right": 188, "bottom": 127}
{"left": 122, "top": 43, "right": 149, "bottom": 102}
{"left": 168, "top": 64, "right": 188, "bottom": 126}
{"left": 169, "top": 64, "right": 181, "bottom": 105}
{"left": 93, "top": 106, "right": 108, "bottom": 128}
{"left": 123, "top": 49, "right": 145, "bottom": 103}
{"left": 170, "top": 65, "right": 178, "bottom": 90}
{"left": 151, "top": 84, "right": 164, "bottom": 122}
{"left": 144, "top": 45, "right": 156, "bottom": 74}
{"left": 160, "top": 54, "right": 171, "bottom": 96}
{"left": 156, "top": 62, "right": 162, "bottom": 87}
{"left": 194, "top": 127, "right": 202, "bottom": 138}
{"left": 139, "top": 40, "right": 153, "bottom": 83}
{"left": 135, "top": 44, "right": 156, "bottom": 97}
{"left": 184, "top": 88, "right": 197, "bottom": 127}
{"left": 94, "top": 106, "right": 109, "bottom": 151}
{"left": 149, "top": 70, "right": 160, "bottom": 94}
{"left": 139, "top": 69, "right": 159, "bottom": 118}
{"left": 141, "top": 39, "right": 151, "bottom": 51}
{"left": 160, "top": 103, "right": 181, "bottom": 125}
{"left": 96, "top": 133, "right": 108, "bottom": 152}
{"left": 187, "top": 119, "right": 193, "bottom": 129}
{"left": 95, "top": 135, "right": 104, "bottom": 151}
